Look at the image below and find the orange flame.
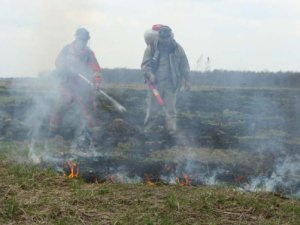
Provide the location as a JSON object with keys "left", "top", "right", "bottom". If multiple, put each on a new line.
{"left": 66, "top": 160, "right": 79, "bottom": 178}
{"left": 176, "top": 173, "right": 191, "bottom": 186}
{"left": 144, "top": 174, "right": 156, "bottom": 186}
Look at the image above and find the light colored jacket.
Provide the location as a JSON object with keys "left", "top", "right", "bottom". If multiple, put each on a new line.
{"left": 141, "top": 39, "right": 190, "bottom": 90}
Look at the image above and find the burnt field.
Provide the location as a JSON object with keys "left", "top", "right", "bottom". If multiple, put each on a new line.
{"left": 0, "top": 73, "right": 300, "bottom": 198}
{"left": 0, "top": 73, "right": 300, "bottom": 224}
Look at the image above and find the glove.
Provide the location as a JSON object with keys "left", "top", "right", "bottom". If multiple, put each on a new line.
{"left": 93, "top": 72, "right": 102, "bottom": 90}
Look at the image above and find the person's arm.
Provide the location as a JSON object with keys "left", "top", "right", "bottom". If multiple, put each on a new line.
{"left": 88, "top": 51, "right": 102, "bottom": 89}
{"left": 141, "top": 46, "right": 155, "bottom": 82}
{"left": 178, "top": 45, "right": 191, "bottom": 90}
{"left": 55, "top": 45, "right": 69, "bottom": 71}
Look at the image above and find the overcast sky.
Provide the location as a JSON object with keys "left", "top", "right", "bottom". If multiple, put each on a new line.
{"left": 0, "top": 0, "right": 300, "bottom": 77}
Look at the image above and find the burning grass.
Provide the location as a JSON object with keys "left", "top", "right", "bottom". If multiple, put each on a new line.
{"left": 0, "top": 159, "right": 300, "bottom": 225}
{"left": 1, "top": 80, "right": 300, "bottom": 223}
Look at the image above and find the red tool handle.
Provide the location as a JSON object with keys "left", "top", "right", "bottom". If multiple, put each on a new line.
{"left": 147, "top": 80, "right": 165, "bottom": 106}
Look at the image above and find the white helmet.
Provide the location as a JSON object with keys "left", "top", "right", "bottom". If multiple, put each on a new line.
{"left": 144, "top": 29, "right": 158, "bottom": 45}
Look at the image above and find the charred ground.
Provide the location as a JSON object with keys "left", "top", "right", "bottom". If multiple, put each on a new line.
{"left": 0, "top": 158, "right": 300, "bottom": 225}
{"left": 0, "top": 72, "right": 300, "bottom": 224}
{"left": 0, "top": 74, "right": 300, "bottom": 193}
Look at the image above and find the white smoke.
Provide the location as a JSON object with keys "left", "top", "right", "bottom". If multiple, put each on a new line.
{"left": 245, "top": 156, "right": 300, "bottom": 196}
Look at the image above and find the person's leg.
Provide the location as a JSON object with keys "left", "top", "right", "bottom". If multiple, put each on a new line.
{"left": 49, "top": 87, "right": 73, "bottom": 134}
{"left": 163, "top": 88, "right": 177, "bottom": 134}
{"left": 144, "top": 89, "right": 160, "bottom": 132}
{"left": 75, "top": 94, "right": 95, "bottom": 129}
{"left": 89, "top": 93, "right": 103, "bottom": 143}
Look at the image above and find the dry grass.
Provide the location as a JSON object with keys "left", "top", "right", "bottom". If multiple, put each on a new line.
{"left": 0, "top": 158, "right": 300, "bottom": 225}
{"left": 1, "top": 80, "right": 300, "bottom": 224}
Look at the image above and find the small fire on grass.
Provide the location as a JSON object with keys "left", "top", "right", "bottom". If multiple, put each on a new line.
{"left": 144, "top": 174, "right": 156, "bottom": 186}
{"left": 66, "top": 160, "right": 79, "bottom": 178}
{"left": 176, "top": 173, "right": 191, "bottom": 186}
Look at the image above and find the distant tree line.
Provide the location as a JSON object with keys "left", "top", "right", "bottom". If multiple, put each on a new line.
{"left": 102, "top": 68, "right": 300, "bottom": 88}
{"left": 1, "top": 69, "right": 300, "bottom": 88}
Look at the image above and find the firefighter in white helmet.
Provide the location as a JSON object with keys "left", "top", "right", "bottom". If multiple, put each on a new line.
{"left": 141, "top": 25, "right": 190, "bottom": 137}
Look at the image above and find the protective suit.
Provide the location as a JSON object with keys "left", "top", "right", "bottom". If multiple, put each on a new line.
{"left": 141, "top": 25, "right": 190, "bottom": 134}
{"left": 50, "top": 28, "right": 102, "bottom": 133}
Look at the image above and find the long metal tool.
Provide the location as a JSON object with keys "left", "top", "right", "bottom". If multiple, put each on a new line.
{"left": 77, "top": 73, "right": 126, "bottom": 113}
